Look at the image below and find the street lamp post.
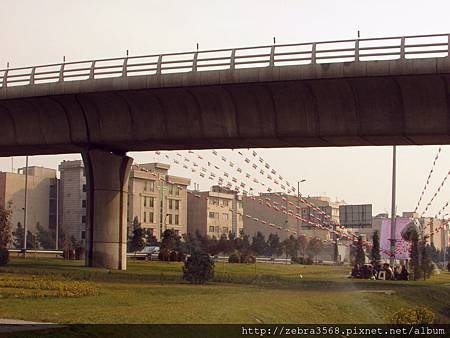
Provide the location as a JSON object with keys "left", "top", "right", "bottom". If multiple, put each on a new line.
{"left": 23, "top": 156, "right": 29, "bottom": 258}
{"left": 389, "top": 146, "right": 397, "bottom": 267}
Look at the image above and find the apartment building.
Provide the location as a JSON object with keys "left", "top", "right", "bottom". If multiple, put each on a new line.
{"left": 59, "top": 160, "right": 87, "bottom": 242}
{"left": 0, "top": 166, "right": 58, "bottom": 236}
{"left": 187, "top": 185, "right": 244, "bottom": 238}
{"left": 242, "top": 193, "right": 342, "bottom": 241}
{"left": 127, "top": 163, "right": 190, "bottom": 241}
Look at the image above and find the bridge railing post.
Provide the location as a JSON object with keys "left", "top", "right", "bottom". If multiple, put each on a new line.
{"left": 311, "top": 43, "right": 317, "bottom": 64}
{"left": 400, "top": 37, "right": 406, "bottom": 59}
{"left": 230, "top": 49, "right": 236, "bottom": 70}
{"left": 59, "top": 57, "right": 65, "bottom": 82}
{"left": 269, "top": 46, "right": 275, "bottom": 67}
{"left": 122, "top": 51, "right": 128, "bottom": 77}
{"left": 192, "top": 52, "right": 198, "bottom": 72}
{"left": 89, "top": 61, "right": 96, "bottom": 80}
{"left": 156, "top": 55, "right": 162, "bottom": 75}
{"left": 2, "top": 63, "right": 9, "bottom": 88}
{"left": 448, "top": 34, "right": 450, "bottom": 57}
{"left": 30, "top": 67, "right": 36, "bottom": 85}
{"left": 355, "top": 39, "right": 360, "bottom": 61}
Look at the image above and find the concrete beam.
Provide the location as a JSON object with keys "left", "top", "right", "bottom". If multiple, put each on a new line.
{"left": 82, "top": 149, "right": 132, "bottom": 270}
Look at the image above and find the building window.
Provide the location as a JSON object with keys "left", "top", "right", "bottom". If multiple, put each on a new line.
{"left": 209, "top": 212, "right": 215, "bottom": 219}
{"left": 176, "top": 186, "right": 181, "bottom": 196}
{"left": 82, "top": 200, "right": 86, "bottom": 208}
{"left": 149, "top": 197, "right": 154, "bottom": 208}
{"left": 168, "top": 184, "right": 173, "bottom": 195}
{"left": 168, "top": 214, "right": 173, "bottom": 225}
{"left": 169, "top": 199, "right": 173, "bottom": 209}
{"left": 222, "top": 199, "right": 229, "bottom": 207}
{"left": 149, "top": 181, "right": 155, "bottom": 192}
{"left": 223, "top": 227, "right": 228, "bottom": 234}
{"left": 144, "top": 197, "right": 147, "bottom": 207}
{"left": 82, "top": 184, "right": 86, "bottom": 192}
{"left": 209, "top": 198, "right": 218, "bottom": 205}
{"left": 222, "top": 213, "right": 229, "bottom": 220}
{"left": 209, "top": 226, "right": 214, "bottom": 233}
{"left": 175, "top": 200, "right": 180, "bottom": 210}
{"left": 144, "top": 212, "right": 147, "bottom": 223}
{"left": 149, "top": 212, "right": 154, "bottom": 223}
{"left": 215, "top": 226, "right": 220, "bottom": 233}
{"left": 82, "top": 216, "right": 86, "bottom": 224}
{"left": 175, "top": 214, "right": 179, "bottom": 225}
{"left": 81, "top": 231, "right": 86, "bottom": 239}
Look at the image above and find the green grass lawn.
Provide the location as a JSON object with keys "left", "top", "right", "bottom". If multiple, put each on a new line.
{"left": 0, "top": 257, "right": 449, "bottom": 325}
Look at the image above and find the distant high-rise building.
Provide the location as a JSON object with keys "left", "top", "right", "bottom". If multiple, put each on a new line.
{"left": 187, "top": 185, "right": 243, "bottom": 238}
{"left": 128, "top": 163, "right": 190, "bottom": 241}
{"left": 58, "top": 160, "right": 87, "bottom": 242}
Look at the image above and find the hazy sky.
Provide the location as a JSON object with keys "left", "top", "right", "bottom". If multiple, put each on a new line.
{"left": 1, "top": 0, "right": 449, "bottom": 216}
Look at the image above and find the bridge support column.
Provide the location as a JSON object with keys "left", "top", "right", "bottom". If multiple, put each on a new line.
{"left": 82, "top": 149, "right": 133, "bottom": 270}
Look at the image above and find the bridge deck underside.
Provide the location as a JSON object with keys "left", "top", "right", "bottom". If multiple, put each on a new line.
{"left": 0, "top": 59, "right": 449, "bottom": 156}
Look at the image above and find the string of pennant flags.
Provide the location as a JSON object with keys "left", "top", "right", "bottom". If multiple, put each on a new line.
{"left": 414, "top": 146, "right": 442, "bottom": 213}
{"left": 420, "top": 171, "right": 450, "bottom": 217}
{"left": 153, "top": 150, "right": 374, "bottom": 249}
{"left": 151, "top": 149, "right": 449, "bottom": 258}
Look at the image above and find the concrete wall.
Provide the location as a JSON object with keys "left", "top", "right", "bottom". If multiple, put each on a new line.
{"left": 0, "top": 57, "right": 449, "bottom": 156}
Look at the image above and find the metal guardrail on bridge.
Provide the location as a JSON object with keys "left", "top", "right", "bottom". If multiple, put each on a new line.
{"left": 1, "top": 33, "right": 449, "bottom": 88}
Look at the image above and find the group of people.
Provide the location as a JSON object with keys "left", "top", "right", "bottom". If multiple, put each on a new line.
{"left": 350, "top": 262, "right": 410, "bottom": 280}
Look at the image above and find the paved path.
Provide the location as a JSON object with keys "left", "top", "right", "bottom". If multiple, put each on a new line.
{"left": 0, "top": 319, "right": 64, "bottom": 333}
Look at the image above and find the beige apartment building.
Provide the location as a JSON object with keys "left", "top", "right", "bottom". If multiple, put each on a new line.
{"left": 187, "top": 185, "right": 244, "bottom": 238}
{"left": 59, "top": 160, "right": 87, "bottom": 242}
{"left": 127, "top": 163, "right": 190, "bottom": 241}
{"left": 0, "top": 166, "right": 58, "bottom": 238}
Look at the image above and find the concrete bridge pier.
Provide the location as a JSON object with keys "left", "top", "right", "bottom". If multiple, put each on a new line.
{"left": 82, "top": 149, "right": 133, "bottom": 270}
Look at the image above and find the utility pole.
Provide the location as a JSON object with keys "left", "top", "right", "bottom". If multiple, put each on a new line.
{"left": 390, "top": 146, "right": 397, "bottom": 266}
{"left": 23, "top": 156, "right": 29, "bottom": 258}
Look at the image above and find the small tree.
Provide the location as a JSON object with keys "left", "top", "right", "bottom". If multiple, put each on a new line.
{"left": 266, "top": 233, "right": 283, "bottom": 258}
{"left": 13, "top": 222, "right": 24, "bottom": 249}
{"left": 160, "top": 229, "right": 181, "bottom": 261}
{"left": 333, "top": 241, "right": 339, "bottom": 263}
{"left": 129, "top": 218, "right": 145, "bottom": 254}
{"left": 306, "top": 237, "right": 323, "bottom": 262}
{"left": 371, "top": 231, "right": 381, "bottom": 262}
{"left": 251, "top": 231, "right": 267, "bottom": 256}
{"left": 36, "top": 222, "right": 55, "bottom": 249}
{"left": 182, "top": 251, "right": 214, "bottom": 284}
{"left": 297, "top": 235, "right": 309, "bottom": 258}
{"left": 421, "top": 237, "right": 433, "bottom": 280}
{"left": 355, "top": 236, "right": 366, "bottom": 266}
{"left": 410, "top": 233, "right": 421, "bottom": 280}
{"left": 283, "top": 235, "right": 298, "bottom": 259}
{"left": 144, "top": 229, "right": 158, "bottom": 246}
{"left": 0, "top": 203, "right": 13, "bottom": 265}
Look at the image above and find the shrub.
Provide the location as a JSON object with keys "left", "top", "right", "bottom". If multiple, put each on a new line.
{"left": 228, "top": 252, "right": 241, "bottom": 263}
{"left": 291, "top": 256, "right": 313, "bottom": 265}
{"left": 390, "top": 307, "right": 435, "bottom": 324}
{"left": 177, "top": 251, "right": 186, "bottom": 262}
{"left": 75, "top": 246, "right": 85, "bottom": 260}
{"left": 241, "top": 254, "right": 256, "bottom": 264}
{"left": 0, "top": 247, "right": 9, "bottom": 266}
{"left": 182, "top": 252, "right": 214, "bottom": 284}
{"left": 169, "top": 250, "right": 178, "bottom": 262}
